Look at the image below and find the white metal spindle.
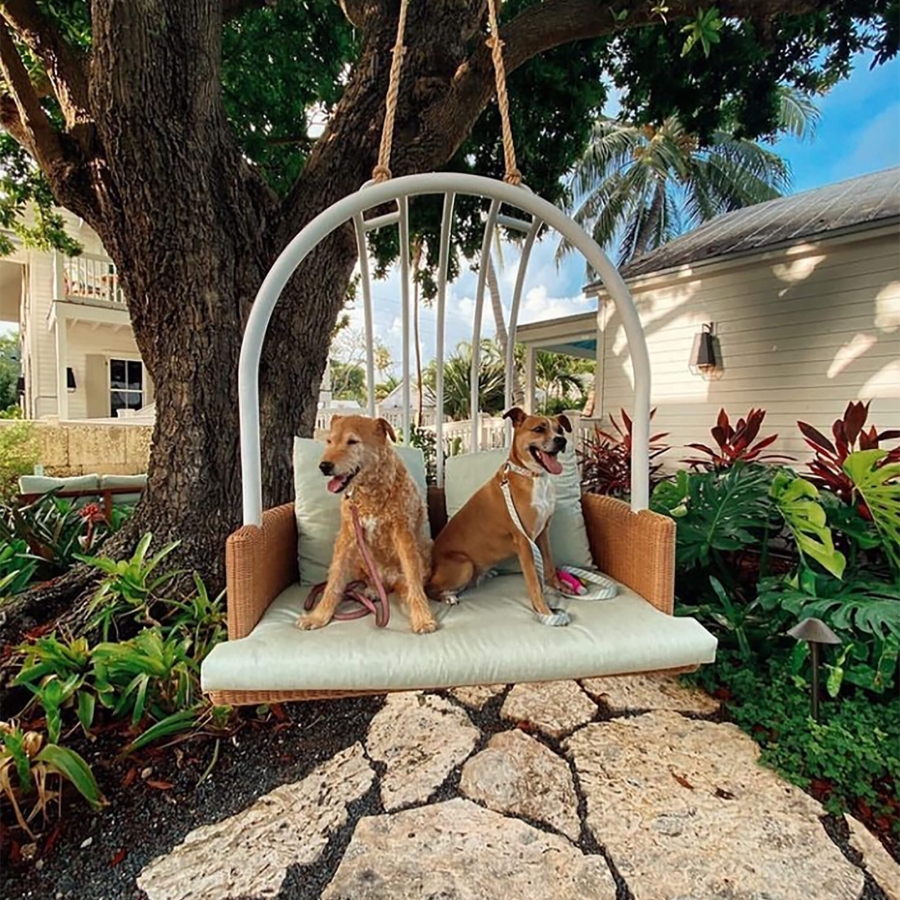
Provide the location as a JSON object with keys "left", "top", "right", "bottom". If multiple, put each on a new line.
{"left": 470, "top": 198, "right": 501, "bottom": 452}
{"left": 352, "top": 214, "right": 377, "bottom": 417}
{"left": 435, "top": 192, "right": 456, "bottom": 487}
{"left": 398, "top": 196, "right": 411, "bottom": 443}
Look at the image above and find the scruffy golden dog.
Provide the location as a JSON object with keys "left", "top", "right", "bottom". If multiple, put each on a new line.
{"left": 298, "top": 414, "right": 437, "bottom": 634}
{"left": 427, "top": 407, "right": 573, "bottom": 617}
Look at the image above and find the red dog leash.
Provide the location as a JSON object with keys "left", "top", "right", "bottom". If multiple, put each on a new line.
{"left": 305, "top": 503, "right": 391, "bottom": 627}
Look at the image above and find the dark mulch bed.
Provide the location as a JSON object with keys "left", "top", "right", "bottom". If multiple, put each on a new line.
{"left": 1, "top": 697, "right": 382, "bottom": 900}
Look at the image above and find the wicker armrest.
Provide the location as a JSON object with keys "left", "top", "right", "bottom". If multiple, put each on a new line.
{"left": 225, "top": 503, "right": 299, "bottom": 639}
{"left": 581, "top": 493, "right": 675, "bottom": 614}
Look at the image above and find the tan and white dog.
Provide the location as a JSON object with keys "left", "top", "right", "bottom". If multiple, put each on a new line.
{"left": 427, "top": 407, "right": 573, "bottom": 617}
{"left": 298, "top": 414, "right": 437, "bottom": 634}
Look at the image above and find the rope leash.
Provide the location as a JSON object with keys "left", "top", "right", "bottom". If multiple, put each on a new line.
{"left": 499, "top": 463, "right": 617, "bottom": 627}
{"left": 305, "top": 503, "right": 391, "bottom": 627}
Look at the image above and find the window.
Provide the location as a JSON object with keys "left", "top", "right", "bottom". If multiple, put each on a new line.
{"left": 110, "top": 358, "right": 143, "bottom": 417}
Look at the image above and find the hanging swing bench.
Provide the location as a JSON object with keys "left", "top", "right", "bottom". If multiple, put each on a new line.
{"left": 200, "top": 0, "right": 717, "bottom": 705}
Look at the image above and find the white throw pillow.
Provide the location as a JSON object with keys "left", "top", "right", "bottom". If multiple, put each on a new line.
{"left": 443, "top": 446, "right": 592, "bottom": 573}
{"left": 293, "top": 437, "right": 427, "bottom": 585}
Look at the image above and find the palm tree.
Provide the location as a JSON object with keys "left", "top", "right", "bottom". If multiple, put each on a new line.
{"left": 558, "top": 89, "right": 819, "bottom": 266}
{"left": 534, "top": 351, "right": 592, "bottom": 413}
{"left": 424, "top": 340, "right": 506, "bottom": 421}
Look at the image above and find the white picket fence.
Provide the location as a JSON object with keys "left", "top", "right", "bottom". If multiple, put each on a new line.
{"left": 314, "top": 406, "right": 593, "bottom": 457}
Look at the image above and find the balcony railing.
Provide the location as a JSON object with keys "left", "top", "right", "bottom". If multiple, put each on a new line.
{"left": 62, "top": 253, "right": 125, "bottom": 305}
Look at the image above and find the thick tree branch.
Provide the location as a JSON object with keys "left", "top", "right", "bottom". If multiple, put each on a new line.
{"left": 422, "top": 0, "right": 834, "bottom": 168}
{"left": 0, "top": 0, "right": 90, "bottom": 129}
{"left": 0, "top": 87, "right": 25, "bottom": 142}
{"left": 0, "top": 16, "right": 64, "bottom": 164}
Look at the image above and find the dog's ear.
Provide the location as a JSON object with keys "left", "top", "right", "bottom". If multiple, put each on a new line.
{"left": 376, "top": 418, "right": 397, "bottom": 443}
{"left": 503, "top": 407, "right": 526, "bottom": 426}
{"left": 556, "top": 414, "right": 572, "bottom": 434}
{"left": 330, "top": 414, "right": 343, "bottom": 425}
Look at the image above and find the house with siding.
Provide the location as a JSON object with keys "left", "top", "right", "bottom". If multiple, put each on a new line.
{"left": 516, "top": 167, "right": 900, "bottom": 462}
{"left": 0, "top": 209, "right": 152, "bottom": 420}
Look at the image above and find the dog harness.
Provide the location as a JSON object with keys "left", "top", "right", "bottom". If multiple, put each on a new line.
{"left": 499, "top": 462, "right": 617, "bottom": 627}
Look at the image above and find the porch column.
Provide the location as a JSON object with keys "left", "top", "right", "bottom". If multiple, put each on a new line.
{"left": 55, "top": 315, "right": 69, "bottom": 420}
{"left": 524, "top": 345, "right": 536, "bottom": 414}
{"left": 52, "top": 250, "right": 65, "bottom": 301}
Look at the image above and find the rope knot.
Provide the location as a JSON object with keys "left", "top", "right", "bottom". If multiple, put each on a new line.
{"left": 503, "top": 168, "right": 523, "bottom": 186}
{"left": 372, "top": 164, "right": 392, "bottom": 183}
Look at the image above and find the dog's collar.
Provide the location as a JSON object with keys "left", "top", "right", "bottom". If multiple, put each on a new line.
{"left": 502, "top": 459, "right": 541, "bottom": 481}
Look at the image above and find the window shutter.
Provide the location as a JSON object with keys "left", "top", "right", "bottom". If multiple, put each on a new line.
{"left": 85, "top": 354, "right": 108, "bottom": 418}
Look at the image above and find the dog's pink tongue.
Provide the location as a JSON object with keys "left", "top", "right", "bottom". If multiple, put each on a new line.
{"left": 327, "top": 476, "right": 345, "bottom": 494}
{"left": 540, "top": 451, "right": 563, "bottom": 475}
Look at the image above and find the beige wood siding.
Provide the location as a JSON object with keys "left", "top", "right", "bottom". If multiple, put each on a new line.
{"left": 68, "top": 323, "right": 145, "bottom": 419}
{"left": 599, "top": 230, "right": 900, "bottom": 466}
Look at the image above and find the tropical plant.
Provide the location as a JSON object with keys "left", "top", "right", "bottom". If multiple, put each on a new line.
{"left": 0, "top": 332, "right": 21, "bottom": 412}
{"left": 843, "top": 449, "right": 900, "bottom": 573}
{"left": 798, "top": 401, "right": 900, "bottom": 508}
{"left": 91, "top": 629, "right": 199, "bottom": 728}
{"left": 770, "top": 471, "right": 845, "bottom": 579}
{"left": 579, "top": 408, "right": 669, "bottom": 498}
{"left": 423, "top": 341, "right": 507, "bottom": 421}
{"left": 80, "top": 533, "right": 181, "bottom": 639}
{"left": 0, "top": 539, "right": 37, "bottom": 597}
{"left": 757, "top": 572, "right": 900, "bottom": 695}
{"left": 0, "top": 721, "right": 105, "bottom": 837}
{"left": 651, "top": 463, "right": 780, "bottom": 574}
{"left": 534, "top": 351, "right": 592, "bottom": 413}
{"left": 685, "top": 407, "right": 790, "bottom": 471}
{"left": 0, "top": 493, "right": 127, "bottom": 580}
{"left": 558, "top": 88, "right": 819, "bottom": 266}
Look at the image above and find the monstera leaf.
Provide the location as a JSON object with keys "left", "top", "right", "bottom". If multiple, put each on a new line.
{"left": 771, "top": 471, "right": 846, "bottom": 579}
{"left": 844, "top": 449, "right": 900, "bottom": 572}
{"left": 653, "top": 464, "right": 778, "bottom": 570}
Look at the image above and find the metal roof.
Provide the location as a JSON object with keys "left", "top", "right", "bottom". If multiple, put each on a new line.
{"left": 586, "top": 167, "right": 900, "bottom": 288}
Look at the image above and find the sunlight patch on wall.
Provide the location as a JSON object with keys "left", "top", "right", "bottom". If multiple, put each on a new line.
{"left": 827, "top": 332, "right": 877, "bottom": 379}
{"left": 772, "top": 251, "right": 825, "bottom": 285}
{"left": 875, "top": 282, "right": 900, "bottom": 333}
{"left": 860, "top": 360, "right": 900, "bottom": 398}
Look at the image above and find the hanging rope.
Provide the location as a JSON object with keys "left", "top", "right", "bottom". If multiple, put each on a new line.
{"left": 485, "top": 0, "right": 521, "bottom": 186}
{"left": 372, "top": 0, "right": 410, "bottom": 183}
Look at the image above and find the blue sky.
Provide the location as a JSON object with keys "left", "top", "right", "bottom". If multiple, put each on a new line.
{"left": 351, "top": 50, "right": 900, "bottom": 372}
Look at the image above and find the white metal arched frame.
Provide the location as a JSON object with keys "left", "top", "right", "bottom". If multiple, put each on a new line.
{"left": 239, "top": 173, "right": 651, "bottom": 526}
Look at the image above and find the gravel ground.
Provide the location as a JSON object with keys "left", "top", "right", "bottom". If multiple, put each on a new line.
{"left": 3, "top": 696, "right": 382, "bottom": 900}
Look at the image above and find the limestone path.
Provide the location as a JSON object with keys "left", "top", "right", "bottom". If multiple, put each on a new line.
{"left": 137, "top": 675, "right": 898, "bottom": 900}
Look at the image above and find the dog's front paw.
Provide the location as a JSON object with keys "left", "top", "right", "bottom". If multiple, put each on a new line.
{"left": 297, "top": 613, "right": 330, "bottom": 631}
{"left": 411, "top": 614, "right": 438, "bottom": 634}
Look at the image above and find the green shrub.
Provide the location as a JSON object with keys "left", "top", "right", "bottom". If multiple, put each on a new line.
{"left": 692, "top": 651, "right": 900, "bottom": 823}
{"left": 0, "top": 420, "right": 37, "bottom": 501}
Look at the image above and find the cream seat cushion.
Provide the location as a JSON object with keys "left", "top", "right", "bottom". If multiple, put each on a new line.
{"left": 201, "top": 574, "right": 718, "bottom": 694}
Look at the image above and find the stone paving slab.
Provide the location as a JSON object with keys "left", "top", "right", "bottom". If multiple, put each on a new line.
{"left": 846, "top": 815, "right": 900, "bottom": 900}
{"left": 321, "top": 798, "right": 616, "bottom": 900}
{"left": 450, "top": 683, "right": 507, "bottom": 709}
{"left": 137, "top": 743, "right": 373, "bottom": 900}
{"left": 500, "top": 680, "right": 597, "bottom": 738}
{"left": 565, "top": 711, "right": 864, "bottom": 900}
{"left": 460, "top": 728, "right": 580, "bottom": 840}
{"left": 581, "top": 673, "right": 720, "bottom": 715}
{"left": 366, "top": 692, "right": 480, "bottom": 810}
{"left": 130, "top": 682, "right": 876, "bottom": 900}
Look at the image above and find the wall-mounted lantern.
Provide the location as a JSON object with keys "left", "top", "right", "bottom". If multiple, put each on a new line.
{"left": 66, "top": 367, "right": 77, "bottom": 392}
{"left": 689, "top": 323, "right": 720, "bottom": 377}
